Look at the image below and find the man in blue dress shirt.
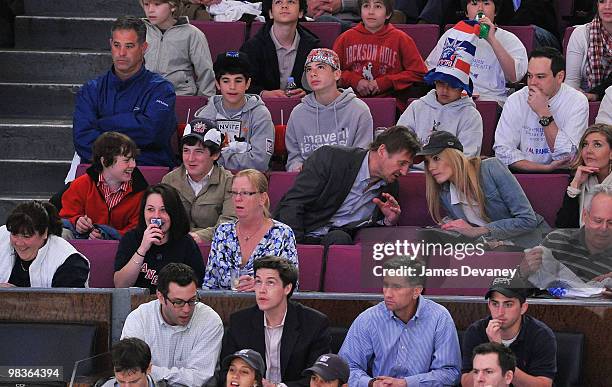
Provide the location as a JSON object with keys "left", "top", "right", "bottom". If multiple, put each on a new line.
{"left": 339, "top": 257, "right": 461, "bottom": 386}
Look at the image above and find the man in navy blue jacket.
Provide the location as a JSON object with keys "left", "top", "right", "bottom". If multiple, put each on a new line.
{"left": 72, "top": 16, "right": 176, "bottom": 171}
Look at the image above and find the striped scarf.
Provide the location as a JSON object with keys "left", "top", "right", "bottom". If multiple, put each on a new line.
{"left": 586, "top": 15, "right": 612, "bottom": 90}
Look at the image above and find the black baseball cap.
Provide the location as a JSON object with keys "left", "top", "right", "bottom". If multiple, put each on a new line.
{"left": 181, "top": 118, "right": 223, "bottom": 149}
{"left": 414, "top": 130, "right": 464, "bottom": 163}
{"left": 485, "top": 275, "right": 532, "bottom": 303}
{"left": 303, "top": 354, "right": 349, "bottom": 384}
{"left": 221, "top": 349, "right": 266, "bottom": 376}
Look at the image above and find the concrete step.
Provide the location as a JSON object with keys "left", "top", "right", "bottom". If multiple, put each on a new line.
{"left": 0, "top": 195, "right": 52, "bottom": 226}
{"left": 0, "top": 160, "right": 70, "bottom": 196}
{"left": 0, "top": 82, "right": 80, "bottom": 119}
{"left": 0, "top": 118, "right": 74, "bottom": 160}
{"left": 15, "top": 16, "right": 114, "bottom": 51}
{"left": 24, "top": 0, "right": 144, "bottom": 18}
{"left": 0, "top": 49, "right": 111, "bottom": 83}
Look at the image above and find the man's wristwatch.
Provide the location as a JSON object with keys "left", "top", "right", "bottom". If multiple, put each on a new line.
{"left": 539, "top": 115, "right": 554, "bottom": 127}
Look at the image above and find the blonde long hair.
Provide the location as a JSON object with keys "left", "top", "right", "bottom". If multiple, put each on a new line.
{"left": 234, "top": 169, "right": 271, "bottom": 218}
{"left": 424, "top": 148, "right": 490, "bottom": 224}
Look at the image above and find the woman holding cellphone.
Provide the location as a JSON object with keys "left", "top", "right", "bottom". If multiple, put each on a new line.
{"left": 113, "top": 183, "right": 204, "bottom": 291}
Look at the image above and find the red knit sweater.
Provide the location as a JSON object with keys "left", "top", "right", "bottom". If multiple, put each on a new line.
{"left": 333, "top": 23, "right": 427, "bottom": 111}
{"left": 59, "top": 167, "right": 147, "bottom": 236}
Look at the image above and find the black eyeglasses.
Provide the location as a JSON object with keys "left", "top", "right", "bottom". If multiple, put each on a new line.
{"left": 164, "top": 295, "right": 199, "bottom": 308}
{"left": 227, "top": 190, "right": 260, "bottom": 197}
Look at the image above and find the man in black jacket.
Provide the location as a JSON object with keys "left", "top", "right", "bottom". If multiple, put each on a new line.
{"left": 274, "top": 125, "right": 420, "bottom": 245}
{"left": 241, "top": 0, "right": 321, "bottom": 98}
{"left": 221, "top": 257, "right": 331, "bottom": 387}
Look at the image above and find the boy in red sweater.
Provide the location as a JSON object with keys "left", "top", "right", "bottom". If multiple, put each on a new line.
{"left": 59, "top": 132, "right": 148, "bottom": 240}
{"left": 332, "top": 0, "right": 427, "bottom": 112}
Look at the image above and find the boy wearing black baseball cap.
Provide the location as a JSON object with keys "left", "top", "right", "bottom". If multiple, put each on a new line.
{"left": 303, "top": 354, "right": 349, "bottom": 387}
{"left": 161, "top": 118, "right": 235, "bottom": 242}
{"left": 461, "top": 276, "right": 557, "bottom": 386}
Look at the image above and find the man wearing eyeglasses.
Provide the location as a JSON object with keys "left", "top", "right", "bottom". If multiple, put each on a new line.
{"left": 460, "top": 276, "right": 556, "bottom": 387}
{"left": 121, "top": 263, "right": 223, "bottom": 387}
{"left": 520, "top": 187, "right": 612, "bottom": 287}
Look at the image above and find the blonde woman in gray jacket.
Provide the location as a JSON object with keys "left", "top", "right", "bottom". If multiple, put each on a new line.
{"left": 141, "top": 0, "right": 215, "bottom": 96}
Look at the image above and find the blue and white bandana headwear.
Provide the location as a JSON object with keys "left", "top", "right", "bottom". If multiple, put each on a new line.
{"left": 424, "top": 20, "right": 479, "bottom": 96}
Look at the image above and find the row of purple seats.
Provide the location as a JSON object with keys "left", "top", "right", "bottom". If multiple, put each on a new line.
{"left": 68, "top": 240, "right": 323, "bottom": 291}
{"left": 75, "top": 164, "right": 170, "bottom": 185}
{"left": 268, "top": 171, "right": 569, "bottom": 226}
{"left": 250, "top": 21, "right": 342, "bottom": 50}
{"left": 174, "top": 95, "right": 396, "bottom": 129}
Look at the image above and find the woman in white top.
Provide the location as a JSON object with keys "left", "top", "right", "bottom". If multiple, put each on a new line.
{"left": 0, "top": 202, "right": 89, "bottom": 288}
{"left": 565, "top": 0, "right": 612, "bottom": 101}
{"left": 556, "top": 123, "right": 612, "bottom": 227}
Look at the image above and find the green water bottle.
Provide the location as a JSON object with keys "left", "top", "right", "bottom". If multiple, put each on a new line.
{"left": 476, "top": 11, "right": 489, "bottom": 39}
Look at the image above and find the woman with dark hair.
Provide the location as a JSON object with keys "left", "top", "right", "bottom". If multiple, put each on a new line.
{"left": 566, "top": 0, "right": 612, "bottom": 101}
{"left": 556, "top": 123, "right": 612, "bottom": 227}
{"left": 221, "top": 349, "right": 265, "bottom": 387}
{"left": 113, "top": 183, "right": 204, "bottom": 291}
{"left": 0, "top": 201, "right": 90, "bottom": 287}
{"left": 420, "top": 131, "right": 549, "bottom": 248}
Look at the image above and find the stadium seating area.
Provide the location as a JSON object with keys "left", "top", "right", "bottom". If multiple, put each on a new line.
{"left": 0, "top": 1, "right": 609, "bottom": 385}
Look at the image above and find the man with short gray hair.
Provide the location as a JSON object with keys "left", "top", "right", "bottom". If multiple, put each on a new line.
{"left": 521, "top": 185, "right": 612, "bottom": 283}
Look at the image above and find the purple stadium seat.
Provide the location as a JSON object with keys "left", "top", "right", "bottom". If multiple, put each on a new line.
{"left": 562, "top": 26, "right": 575, "bottom": 56}
{"left": 250, "top": 21, "right": 341, "bottom": 49}
{"left": 393, "top": 23, "right": 439, "bottom": 59}
{"left": 268, "top": 171, "right": 298, "bottom": 211}
{"left": 191, "top": 21, "right": 247, "bottom": 59}
{"left": 397, "top": 173, "right": 436, "bottom": 226}
{"left": 324, "top": 245, "right": 379, "bottom": 293}
{"left": 69, "top": 239, "right": 119, "bottom": 288}
{"left": 515, "top": 173, "right": 569, "bottom": 226}
{"left": 556, "top": 0, "right": 575, "bottom": 36}
{"left": 475, "top": 100, "right": 499, "bottom": 156}
{"left": 361, "top": 97, "right": 397, "bottom": 129}
{"left": 75, "top": 164, "right": 169, "bottom": 185}
{"left": 197, "top": 243, "right": 211, "bottom": 268}
{"left": 175, "top": 95, "right": 208, "bottom": 124}
{"left": 589, "top": 101, "right": 600, "bottom": 126}
{"left": 262, "top": 97, "right": 302, "bottom": 125}
{"left": 501, "top": 25, "right": 535, "bottom": 54}
{"left": 424, "top": 251, "right": 524, "bottom": 296}
{"left": 297, "top": 244, "right": 324, "bottom": 291}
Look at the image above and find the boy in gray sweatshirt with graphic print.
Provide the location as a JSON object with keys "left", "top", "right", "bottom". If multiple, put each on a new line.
{"left": 285, "top": 48, "right": 373, "bottom": 172}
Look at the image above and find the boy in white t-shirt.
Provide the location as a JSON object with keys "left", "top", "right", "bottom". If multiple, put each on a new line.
{"left": 426, "top": 0, "right": 527, "bottom": 106}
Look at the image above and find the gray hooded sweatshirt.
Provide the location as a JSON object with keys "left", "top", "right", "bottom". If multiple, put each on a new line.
{"left": 144, "top": 17, "right": 215, "bottom": 97}
{"left": 397, "top": 89, "right": 483, "bottom": 165}
{"left": 195, "top": 94, "right": 274, "bottom": 171}
{"left": 285, "top": 88, "right": 373, "bottom": 171}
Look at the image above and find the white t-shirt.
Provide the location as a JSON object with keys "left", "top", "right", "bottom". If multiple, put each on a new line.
{"left": 493, "top": 83, "right": 589, "bottom": 166}
{"left": 596, "top": 85, "right": 612, "bottom": 125}
{"left": 426, "top": 27, "right": 528, "bottom": 105}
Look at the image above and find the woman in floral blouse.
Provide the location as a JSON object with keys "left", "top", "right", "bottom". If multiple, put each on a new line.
{"left": 202, "top": 169, "right": 298, "bottom": 290}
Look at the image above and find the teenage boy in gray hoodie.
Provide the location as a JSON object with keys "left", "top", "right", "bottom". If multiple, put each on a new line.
{"left": 397, "top": 20, "right": 484, "bottom": 168}
{"left": 285, "top": 48, "right": 373, "bottom": 172}
{"left": 195, "top": 51, "right": 275, "bottom": 171}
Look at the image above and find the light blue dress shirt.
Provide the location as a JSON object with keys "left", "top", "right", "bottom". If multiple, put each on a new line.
{"left": 339, "top": 297, "right": 461, "bottom": 387}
